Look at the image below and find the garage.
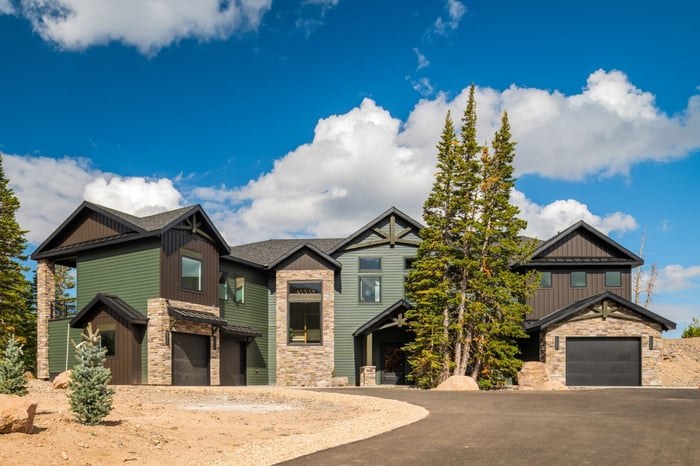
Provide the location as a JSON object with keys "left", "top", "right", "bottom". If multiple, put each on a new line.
{"left": 566, "top": 337, "right": 641, "bottom": 386}
{"left": 172, "top": 332, "right": 210, "bottom": 386}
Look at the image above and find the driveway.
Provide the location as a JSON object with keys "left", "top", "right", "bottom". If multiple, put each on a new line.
{"left": 281, "top": 388, "right": 700, "bottom": 465}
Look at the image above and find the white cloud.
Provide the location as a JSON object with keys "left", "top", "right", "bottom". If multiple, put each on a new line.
{"left": 407, "top": 76, "right": 434, "bottom": 97}
{"left": 413, "top": 48, "right": 429, "bottom": 70}
{"left": 83, "top": 176, "right": 182, "bottom": 216}
{"left": 0, "top": 0, "right": 14, "bottom": 14}
{"left": 432, "top": 0, "right": 466, "bottom": 36}
{"left": 656, "top": 265, "right": 700, "bottom": 293}
{"left": 19, "top": 0, "right": 272, "bottom": 55}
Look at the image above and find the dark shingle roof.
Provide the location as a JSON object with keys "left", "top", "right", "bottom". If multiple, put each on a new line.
{"left": 71, "top": 293, "right": 148, "bottom": 328}
{"left": 228, "top": 238, "right": 344, "bottom": 268}
{"left": 94, "top": 203, "right": 197, "bottom": 232}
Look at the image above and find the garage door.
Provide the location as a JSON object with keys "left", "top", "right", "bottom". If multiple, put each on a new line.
{"left": 566, "top": 337, "right": 641, "bottom": 386}
{"left": 172, "top": 332, "right": 210, "bottom": 386}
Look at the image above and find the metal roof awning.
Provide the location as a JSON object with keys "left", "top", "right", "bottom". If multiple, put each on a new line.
{"left": 220, "top": 325, "right": 263, "bottom": 338}
{"left": 168, "top": 307, "right": 228, "bottom": 326}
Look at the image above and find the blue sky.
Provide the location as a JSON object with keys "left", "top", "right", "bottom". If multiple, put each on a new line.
{"left": 1, "top": 0, "right": 699, "bottom": 336}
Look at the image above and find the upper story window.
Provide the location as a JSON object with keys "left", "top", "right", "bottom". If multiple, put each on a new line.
{"left": 540, "top": 271, "right": 552, "bottom": 288}
{"left": 359, "top": 257, "right": 382, "bottom": 303}
{"left": 288, "top": 281, "right": 322, "bottom": 345}
{"left": 570, "top": 271, "right": 587, "bottom": 288}
{"left": 181, "top": 252, "right": 202, "bottom": 291}
{"left": 234, "top": 277, "right": 245, "bottom": 303}
{"left": 605, "top": 271, "right": 622, "bottom": 287}
{"left": 219, "top": 272, "right": 228, "bottom": 300}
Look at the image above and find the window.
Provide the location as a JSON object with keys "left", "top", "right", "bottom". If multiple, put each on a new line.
{"left": 605, "top": 271, "right": 622, "bottom": 287}
{"left": 181, "top": 255, "right": 202, "bottom": 291}
{"left": 359, "top": 257, "right": 381, "bottom": 271}
{"left": 570, "top": 271, "right": 587, "bottom": 287}
{"left": 234, "top": 277, "right": 245, "bottom": 303}
{"left": 99, "top": 328, "right": 116, "bottom": 357}
{"left": 219, "top": 272, "right": 228, "bottom": 300}
{"left": 540, "top": 271, "right": 552, "bottom": 288}
{"left": 288, "top": 281, "right": 322, "bottom": 344}
{"left": 360, "top": 276, "right": 381, "bottom": 303}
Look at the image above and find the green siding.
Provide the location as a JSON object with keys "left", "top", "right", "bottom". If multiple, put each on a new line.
{"left": 334, "top": 243, "right": 417, "bottom": 385}
{"left": 76, "top": 240, "right": 160, "bottom": 312}
{"left": 267, "top": 276, "right": 277, "bottom": 384}
{"left": 220, "top": 262, "right": 271, "bottom": 385}
{"left": 48, "top": 319, "right": 84, "bottom": 374}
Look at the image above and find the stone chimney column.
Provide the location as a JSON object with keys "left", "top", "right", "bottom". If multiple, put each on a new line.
{"left": 36, "top": 260, "right": 55, "bottom": 380}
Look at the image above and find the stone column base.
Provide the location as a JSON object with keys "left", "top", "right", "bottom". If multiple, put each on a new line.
{"left": 360, "top": 366, "right": 376, "bottom": 386}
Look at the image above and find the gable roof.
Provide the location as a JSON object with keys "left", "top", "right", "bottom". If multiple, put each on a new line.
{"left": 354, "top": 299, "right": 412, "bottom": 336}
{"left": 71, "top": 293, "right": 148, "bottom": 328}
{"left": 525, "top": 291, "right": 676, "bottom": 332}
{"left": 329, "top": 206, "right": 423, "bottom": 254}
{"left": 520, "top": 220, "right": 643, "bottom": 267}
{"left": 227, "top": 238, "right": 343, "bottom": 269}
{"left": 32, "top": 201, "right": 230, "bottom": 260}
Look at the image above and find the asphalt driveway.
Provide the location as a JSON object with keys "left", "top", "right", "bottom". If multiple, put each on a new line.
{"left": 282, "top": 388, "right": 700, "bottom": 466}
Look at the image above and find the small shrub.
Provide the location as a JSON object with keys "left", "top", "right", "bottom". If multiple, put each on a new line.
{"left": 0, "top": 334, "right": 28, "bottom": 395}
{"left": 68, "top": 324, "right": 113, "bottom": 425}
{"left": 681, "top": 317, "right": 700, "bottom": 338}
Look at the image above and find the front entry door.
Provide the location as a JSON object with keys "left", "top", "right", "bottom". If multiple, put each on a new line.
{"left": 380, "top": 344, "right": 407, "bottom": 385}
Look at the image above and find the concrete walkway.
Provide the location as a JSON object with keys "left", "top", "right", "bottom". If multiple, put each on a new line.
{"left": 281, "top": 387, "right": 700, "bottom": 465}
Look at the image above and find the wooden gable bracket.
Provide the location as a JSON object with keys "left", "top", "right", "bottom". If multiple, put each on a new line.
{"left": 569, "top": 300, "right": 644, "bottom": 324}
{"left": 376, "top": 312, "right": 407, "bottom": 331}
{"left": 346, "top": 214, "right": 421, "bottom": 250}
{"left": 174, "top": 214, "right": 215, "bottom": 242}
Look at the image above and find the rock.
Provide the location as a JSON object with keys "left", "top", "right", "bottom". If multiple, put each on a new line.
{"left": 517, "top": 362, "right": 568, "bottom": 391}
{"left": 23, "top": 371, "right": 34, "bottom": 380}
{"left": 53, "top": 370, "right": 72, "bottom": 389}
{"left": 0, "top": 394, "right": 38, "bottom": 434}
{"left": 540, "top": 380, "right": 568, "bottom": 391}
{"left": 330, "top": 377, "right": 349, "bottom": 387}
{"left": 433, "top": 375, "right": 479, "bottom": 391}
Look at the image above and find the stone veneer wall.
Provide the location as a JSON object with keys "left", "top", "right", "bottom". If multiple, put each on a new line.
{"left": 275, "top": 270, "right": 335, "bottom": 386}
{"left": 36, "top": 260, "right": 56, "bottom": 380}
{"left": 146, "top": 298, "right": 221, "bottom": 385}
{"left": 541, "top": 307, "right": 664, "bottom": 386}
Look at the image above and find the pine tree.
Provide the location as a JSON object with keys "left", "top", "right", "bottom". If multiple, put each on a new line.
{"left": 54, "top": 265, "right": 77, "bottom": 318}
{"left": 69, "top": 324, "right": 114, "bottom": 425}
{"left": 0, "top": 334, "right": 28, "bottom": 395}
{"left": 0, "top": 154, "right": 33, "bottom": 345}
{"left": 405, "top": 111, "right": 460, "bottom": 388}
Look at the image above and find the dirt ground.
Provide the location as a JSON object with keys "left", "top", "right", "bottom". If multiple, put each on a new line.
{"left": 2, "top": 380, "right": 427, "bottom": 466}
{"left": 661, "top": 337, "right": 700, "bottom": 387}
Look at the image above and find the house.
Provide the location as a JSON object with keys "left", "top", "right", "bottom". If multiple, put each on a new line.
{"left": 32, "top": 202, "right": 675, "bottom": 387}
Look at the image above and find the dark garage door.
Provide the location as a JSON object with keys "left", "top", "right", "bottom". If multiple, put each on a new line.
{"left": 566, "top": 337, "right": 641, "bottom": 386}
{"left": 172, "top": 332, "right": 210, "bottom": 386}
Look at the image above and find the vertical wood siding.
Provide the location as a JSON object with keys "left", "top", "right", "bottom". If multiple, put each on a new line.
{"left": 90, "top": 309, "right": 144, "bottom": 384}
{"left": 54, "top": 210, "right": 132, "bottom": 249}
{"left": 219, "top": 262, "right": 270, "bottom": 385}
{"left": 161, "top": 230, "right": 220, "bottom": 306}
{"left": 546, "top": 231, "right": 621, "bottom": 258}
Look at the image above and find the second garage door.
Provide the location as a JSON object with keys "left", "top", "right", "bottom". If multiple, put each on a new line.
{"left": 566, "top": 337, "right": 641, "bottom": 386}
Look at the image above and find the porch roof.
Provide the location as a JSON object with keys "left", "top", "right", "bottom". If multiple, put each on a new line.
{"left": 353, "top": 299, "right": 412, "bottom": 337}
{"left": 71, "top": 293, "right": 148, "bottom": 328}
{"left": 168, "top": 307, "right": 228, "bottom": 326}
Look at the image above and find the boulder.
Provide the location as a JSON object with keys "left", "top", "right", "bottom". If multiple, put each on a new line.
{"left": 433, "top": 375, "right": 479, "bottom": 391}
{"left": 540, "top": 380, "right": 568, "bottom": 391}
{"left": 0, "top": 395, "right": 38, "bottom": 434}
{"left": 52, "top": 370, "right": 72, "bottom": 390}
{"left": 330, "top": 376, "right": 349, "bottom": 387}
{"left": 517, "top": 362, "right": 568, "bottom": 391}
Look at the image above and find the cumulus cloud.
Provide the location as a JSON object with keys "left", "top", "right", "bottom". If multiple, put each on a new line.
{"left": 655, "top": 265, "right": 700, "bottom": 293}
{"left": 0, "top": 0, "right": 14, "bottom": 14}
{"left": 17, "top": 0, "right": 272, "bottom": 55}
{"left": 4, "top": 154, "right": 184, "bottom": 244}
{"left": 432, "top": 0, "right": 466, "bottom": 36}
{"left": 83, "top": 176, "right": 182, "bottom": 216}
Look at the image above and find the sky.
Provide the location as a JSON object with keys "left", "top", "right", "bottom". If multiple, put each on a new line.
{"left": 1, "top": 0, "right": 699, "bottom": 337}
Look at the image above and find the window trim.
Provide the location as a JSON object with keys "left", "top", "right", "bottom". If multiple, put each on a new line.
{"left": 234, "top": 276, "right": 245, "bottom": 304}
{"left": 540, "top": 271, "right": 553, "bottom": 288}
{"left": 359, "top": 257, "right": 382, "bottom": 272}
{"left": 287, "top": 280, "right": 322, "bottom": 345}
{"left": 180, "top": 251, "right": 203, "bottom": 292}
{"left": 359, "top": 276, "right": 382, "bottom": 304}
{"left": 570, "top": 271, "right": 587, "bottom": 288}
{"left": 98, "top": 326, "right": 117, "bottom": 359}
{"left": 605, "top": 270, "right": 622, "bottom": 288}
{"left": 218, "top": 271, "right": 228, "bottom": 300}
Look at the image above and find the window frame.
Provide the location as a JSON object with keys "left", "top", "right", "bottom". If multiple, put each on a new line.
{"left": 540, "top": 271, "right": 553, "bottom": 288}
{"left": 218, "top": 271, "right": 228, "bottom": 300}
{"left": 234, "top": 276, "right": 245, "bottom": 304}
{"left": 98, "top": 326, "right": 117, "bottom": 359}
{"left": 359, "top": 257, "right": 382, "bottom": 271}
{"left": 605, "top": 270, "right": 622, "bottom": 288}
{"left": 570, "top": 271, "right": 587, "bottom": 288}
{"left": 180, "top": 251, "right": 203, "bottom": 292}
{"left": 359, "top": 276, "right": 382, "bottom": 303}
{"left": 287, "top": 281, "right": 322, "bottom": 345}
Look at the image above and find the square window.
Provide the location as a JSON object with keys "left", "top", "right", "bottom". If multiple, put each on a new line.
{"left": 359, "top": 257, "right": 381, "bottom": 271}
{"left": 605, "top": 271, "right": 622, "bottom": 287}
{"left": 360, "top": 277, "right": 381, "bottom": 303}
{"left": 181, "top": 255, "right": 202, "bottom": 291}
{"left": 570, "top": 271, "right": 587, "bottom": 287}
{"left": 540, "top": 271, "right": 552, "bottom": 288}
{"left": 288, "top": 302, "right": 321, "bottom": 344}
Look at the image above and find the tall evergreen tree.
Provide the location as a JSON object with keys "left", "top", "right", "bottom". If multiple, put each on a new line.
{"left": 405, "top": 111, "right": 460, "bottom": 388}
{"left": 0, "top": 154, "right": 33, "bottom": 348}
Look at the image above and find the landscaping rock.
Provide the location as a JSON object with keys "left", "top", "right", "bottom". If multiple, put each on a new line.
{"left": 0, "top": 394, "right": 38, "bottom": 434}
{"left": 433, "top": 375, "right": 479, "bottom": 391}
{"left": 52, "top": 370, "right": 72, "bottom": 389}
{"left": 517, "top": 362, "right": 568, "bottom": 391}
{"left": 331, "top": 377, "right": 349, "bottom": 387}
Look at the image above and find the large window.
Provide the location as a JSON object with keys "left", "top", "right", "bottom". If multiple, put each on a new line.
{"left": 181, "top": 254, "right": 202, "bottom": 291}
{"left": 570, "top": 271, "right": 587, "bottom": 288}
{"left": 605, "top": 271, "right": 622, "bottom": 287}
{"left": 288, "top": 281, "right": 322, "bottom": 344}
{"left": 359, "top": 257, "right": 382, "bottom": 303}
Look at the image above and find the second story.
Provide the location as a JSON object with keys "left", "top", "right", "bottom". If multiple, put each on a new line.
{"left": 514, "top": 221, "right": 644, "bottom": 322}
